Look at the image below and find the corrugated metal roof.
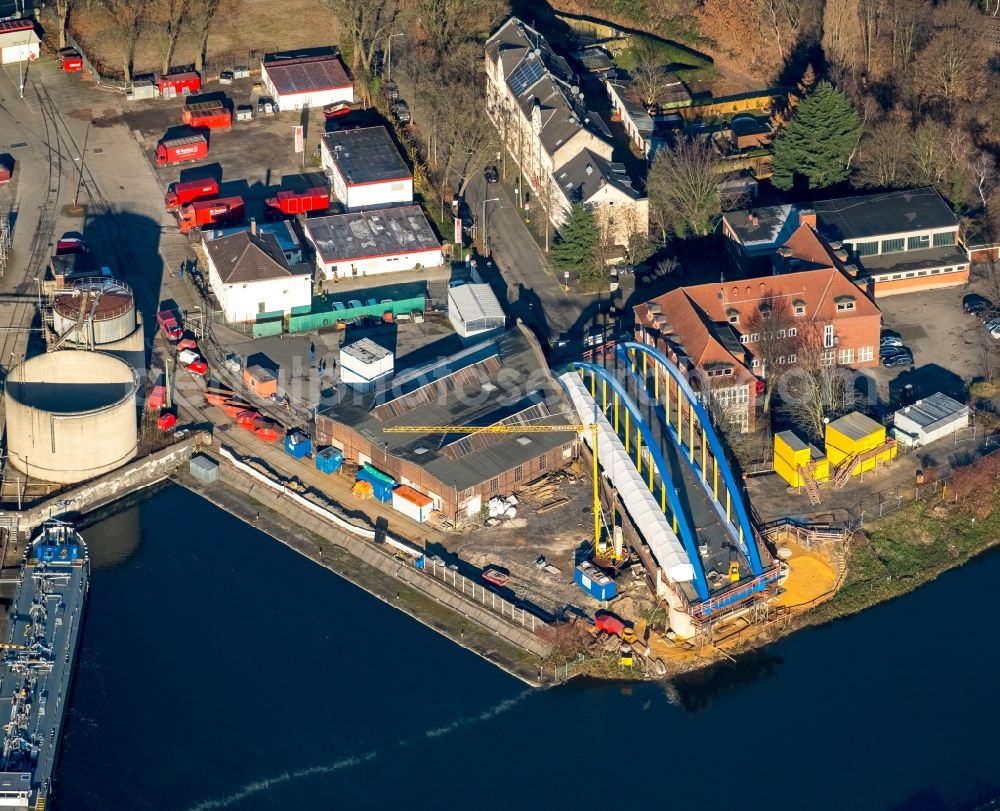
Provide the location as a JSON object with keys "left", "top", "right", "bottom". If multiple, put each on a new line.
{"left": 776, "top": 430, "right": 806, "bottom": 453}
{"left": 894, "top": 392, "right": 969, "bottom": 432}
{"left": 448, "top": 283, "right": 505, "bottom": 324}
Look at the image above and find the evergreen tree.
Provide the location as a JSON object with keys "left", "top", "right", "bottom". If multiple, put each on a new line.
{"left": 551, "top": 203, "right": 599, "bottom": 274}
{"left": 772, "top": 81, "right": 861, "bottom": 191}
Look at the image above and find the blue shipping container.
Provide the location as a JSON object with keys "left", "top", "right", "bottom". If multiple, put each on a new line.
{"left": 285, "top": 432, "right": 312, "bottom": 459}
{"left": 315, "top": 446, "right": 344, "bottom": 475}
{"left": 356, "top": 463, "right": 396, "bottom": 503}
{"left": 574, "top": 563, "right": 617, "bottom": 601}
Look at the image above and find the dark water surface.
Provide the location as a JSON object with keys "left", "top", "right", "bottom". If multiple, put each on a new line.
{"left": 56, "top": 485, "right": 1000, "bottom": 810}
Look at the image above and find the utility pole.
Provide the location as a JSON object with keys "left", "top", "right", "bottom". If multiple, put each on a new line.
{"left": 73, "top": 125, "right": 91, "bottom": 209}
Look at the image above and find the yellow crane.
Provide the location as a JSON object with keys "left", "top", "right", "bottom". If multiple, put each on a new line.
{"left": 382, "top": 423, "right": 608, "bottom": 558}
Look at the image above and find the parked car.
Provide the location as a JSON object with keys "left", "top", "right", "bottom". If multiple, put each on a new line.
{"left": 366, "top": 298, "right": 378, "bottom": 307}
{"left": 332, "top": 302, "right": 346, "bottom": 312}
{"left": 991, "top": 324, "right": 1000, "bottom": 340}
{"left": 219, "top": 70, "right": 233, "bottom": 85}
{"left": 964, "top": 293, "right": 993, "bottom": 314}
{"left": 391, "top": 101, "right": 410, "bottom": 124}
{"left": 880, "top": 342, "right": 906, "bottom": 357}
{"left": 383, "top": 81, "right": 399, "bottom": 101}
{"left": 985, "top": 317, "right": 1000, "bottom": 331}
{"left": 484, "top": 165, "right": 499, "bottom": 184}
{"left": 880, "top": 334, "right": 904, "bottom": 348}
{"left": 449, "top": 279, "right": 467, "bottom": 288}
{"left": 882, "top": 348, "right": 914, "bottom": 367}
{"left": 348, "top": 299, "right": 363, "bottom": 310}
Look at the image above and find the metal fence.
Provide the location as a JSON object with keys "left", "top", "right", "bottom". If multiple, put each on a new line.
{"left": 287, "top": 296, "right": 426, "bottom": 334}
{"left": 424, "top": 559, "right": 541, "bottom": 632}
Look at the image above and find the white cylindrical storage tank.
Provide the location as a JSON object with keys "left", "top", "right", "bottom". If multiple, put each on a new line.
{"left": 51, "top": 278, "right": 137, "bottom": 345}
{"left": 4, "top": 351, "right": 139, "bottom": 484}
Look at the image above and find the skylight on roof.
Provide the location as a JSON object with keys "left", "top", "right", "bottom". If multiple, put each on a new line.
{"left": 516, "top": 436, "right": 533, "bottom": 445}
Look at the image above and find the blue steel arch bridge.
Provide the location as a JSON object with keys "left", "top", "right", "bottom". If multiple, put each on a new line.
{"left": 559, "top": 342, "right": 780, "bottom": 626}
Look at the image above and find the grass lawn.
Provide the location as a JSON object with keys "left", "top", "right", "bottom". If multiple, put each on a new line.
{"left": 613, "top": 34, "right": 712, "bottom": 71}
{"left": 810, "top": 497, "right": 1000, "bottom": 622}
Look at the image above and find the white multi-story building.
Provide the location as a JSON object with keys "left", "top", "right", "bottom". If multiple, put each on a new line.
{"left": 484, "top": 18, "right": 646, "bottom": 249}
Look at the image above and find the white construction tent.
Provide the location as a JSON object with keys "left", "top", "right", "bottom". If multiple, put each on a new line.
{"left": 560, "top": 372, "right": 695, "bottom": 585}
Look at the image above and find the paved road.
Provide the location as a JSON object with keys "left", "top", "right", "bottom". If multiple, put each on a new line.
{"left": 464, "top": 173, "right": 606, "bottom": 351}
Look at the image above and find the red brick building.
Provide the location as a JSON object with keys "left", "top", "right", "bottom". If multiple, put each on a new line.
{"left": 635, "top": 263, "right": 881, "bottom": 435}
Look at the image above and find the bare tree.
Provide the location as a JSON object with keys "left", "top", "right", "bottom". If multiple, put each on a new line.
{"left": 327, "top": 0, "right": 399, "bottom": 77}
{"left": 909, "top": 119, "right": 949, "bottom": 186}
{"left": 646, "top": 138, "right": 741, "bottom": 240}
{"left": 160, "top": 0, "right": 192, "bottom": 75}
{"left": 53, "top": 0, "right": 75, "bottom": 49}
{"left": 969, "top": 151, "right": 997, "bottom": 213}
{"left": 628, "top": 40, "right": 670, "bottom": 108}
{"left": 190, "top": 0, "right": 223, "bottom": 73}
{"left": 412, "top": 0, "right": 507, "bottom": 66}
{"left": 106, "top": 0, "right": 146, "bottom": 82}
{"left": 778, "top": 326, "right": 858, "bottom": 442}
{"left": 741, "top": 293, "right": 802, "bottom": 418}
{"left": 855, "top": 117, "right": 912, "bottom": 188}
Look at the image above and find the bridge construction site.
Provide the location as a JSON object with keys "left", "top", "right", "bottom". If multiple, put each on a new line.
{"left": 548, "top": 341, "right": 840, "bottom": 660}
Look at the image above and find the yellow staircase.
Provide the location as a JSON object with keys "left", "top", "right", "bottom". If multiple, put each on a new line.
{"left": 35, "top": 795, "right": 45, "bottom": 811}
{"left": 833, "top": 439, "right": 896, "bottom": 487}
{"left": 797, "top": 464, "right": 821, "bottom": 505}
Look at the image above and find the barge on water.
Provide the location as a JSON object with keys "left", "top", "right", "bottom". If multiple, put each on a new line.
{"left": 0, "top": 521, "right": 90, "bottom": 808}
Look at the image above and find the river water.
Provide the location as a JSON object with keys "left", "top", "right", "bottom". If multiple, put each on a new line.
{"left": 55, "top": 484, "right": 1000, "bottom": 810}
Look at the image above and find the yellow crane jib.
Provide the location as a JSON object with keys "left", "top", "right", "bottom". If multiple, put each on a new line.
{"left": 382, "top": 423, "right": 603, "bottom": 556}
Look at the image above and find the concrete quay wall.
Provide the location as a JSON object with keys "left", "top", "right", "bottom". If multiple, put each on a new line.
{"left": 15, "top": 432, "right": 211, "bottom": 532}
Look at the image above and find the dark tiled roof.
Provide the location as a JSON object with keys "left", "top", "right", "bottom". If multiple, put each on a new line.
{"left": 205, "top": 231, "right": 292, "bottom": 284}
{"left": 303, "top": 206, "right": 440, "bottom": 263}
{"left": 813, "top": 187, "right": 958, "bottom": 241}
{"left": 554, "top": 148, "right": 641, "bottom": 204}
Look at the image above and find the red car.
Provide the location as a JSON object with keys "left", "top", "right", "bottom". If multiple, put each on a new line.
{"left": 186, "top": 360, "right": 208, "bottom": 376}
{"left": 176, "top": 338, "right": 198, "bottom": 351}
{"left": 157, "top": 413, "right": 177, "bottom": 431}
{"left": 55, "top": 236, "right": 86, "bottom": 255}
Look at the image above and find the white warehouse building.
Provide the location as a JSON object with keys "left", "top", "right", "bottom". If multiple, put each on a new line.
{"left": 0, "top": 20, "right": 40, "bottom": 65}
{"left": 260, "top": 50, "right": 354, "bottom": 110}
{"left": 448, "top": 283, "right": 506, "bottom": 343}
{"left": 321, "top": 127, "right": 413, "bottom": 211}
{"left": 303, "top": 206, "right": 444, "bottom": 280}
{"left": 892, "top": 392, "right": 970, "bottom": 449}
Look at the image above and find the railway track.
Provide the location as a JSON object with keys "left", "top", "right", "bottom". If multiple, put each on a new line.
{"left": 0, "top": 85, "right": 64, "bottom": 377}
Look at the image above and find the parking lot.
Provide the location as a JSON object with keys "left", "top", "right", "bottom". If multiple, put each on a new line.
{"left": 872, "top": 268, "right": 1000, "bottom": 405}
{"left": 118, "top": 76, "right": 335, "bottom": 222}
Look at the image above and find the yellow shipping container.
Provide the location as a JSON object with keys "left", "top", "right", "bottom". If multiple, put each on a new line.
{"left": 825, "top": 411, "right": 896, "bottom": 477}
{"left": 774, "top": 430, "right": 828, "bottom": 488}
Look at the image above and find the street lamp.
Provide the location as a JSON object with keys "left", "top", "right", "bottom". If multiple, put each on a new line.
{"left": 482, "top": 197, "right": 500, "bottom": 257}
{"left": 32, "top": 277, "right": 41, "bottom": 312}
{"left": 386, "top": 33, "right": 404, "bottom": 82}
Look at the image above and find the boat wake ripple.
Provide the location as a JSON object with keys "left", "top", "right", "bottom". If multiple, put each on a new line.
{"left": 187, "top": 689, "right": 533, "bottom": 809}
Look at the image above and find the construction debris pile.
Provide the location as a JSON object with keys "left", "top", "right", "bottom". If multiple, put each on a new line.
{"left": 485, "top": 495, "right": 518, "bottom": 526}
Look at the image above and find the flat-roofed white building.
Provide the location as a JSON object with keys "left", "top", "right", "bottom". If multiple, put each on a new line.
{"left": 340, "top": 338, "right": 394, "bottom": 392}
{"left": 321, "top": 126, "right": 413, "bottom": 211}
{"left": 303, "top": 206, "right": 443, "bottom": 280}
{"left": 261, "top": 49, "right": 353, "bottom": 110}
{"left": 892, "top": 392, "right": 969, "bottom": 449}
{"left": 0, "top": 20, "right": 40, "bottom": 65}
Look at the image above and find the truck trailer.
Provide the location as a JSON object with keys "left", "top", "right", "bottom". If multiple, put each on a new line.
{"left": 155, "top": 134, "right": 208, "bottom": 166}
{"left": 264, "top": 187, "right": 330, "bottom": 217}
{"left": 177, "top": 196, "right": 245, "bottom": 233}
{"left": 182, "top": 101, "right": 231, "bottom": 129}
{"left": 165, "top": 178, "right": 219, "bottom": 210}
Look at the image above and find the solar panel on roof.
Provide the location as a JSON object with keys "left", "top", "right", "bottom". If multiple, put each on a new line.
{"left": 507, "top": 57, "right": 544, "bottom": 96}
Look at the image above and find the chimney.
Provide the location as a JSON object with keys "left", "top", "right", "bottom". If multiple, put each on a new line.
{"left": 799, "top": 208, "right": 816, "bottom": 228}
{"left": 250, "top": 218, "right": 257, "bottom": 236}
{"left": 532, "top": 97, "right": 542, "bottom": 132}
{"left": 778, "top": 246, "right": 793, "bottom": 258}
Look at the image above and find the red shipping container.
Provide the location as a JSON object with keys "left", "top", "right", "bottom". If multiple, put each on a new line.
{"left": 265, "top": 187, "right": 330, "bottom": 216}
{"left": 177, "top": 196, "right": 244, "bottom": 233}
{"left": 61, "top": 52, "right": 83, "bottom": 72}
{"left": 189, "top": 110, "right": 231, "bottom": 130}
{"left": 159, "top": 71, "right": 201, "bottom": 96}
{"left": 155, "top": 134, "right": 208, "bottom": 166}
{"left": 165, "top": 178, "right": 218, "bottom": 210}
